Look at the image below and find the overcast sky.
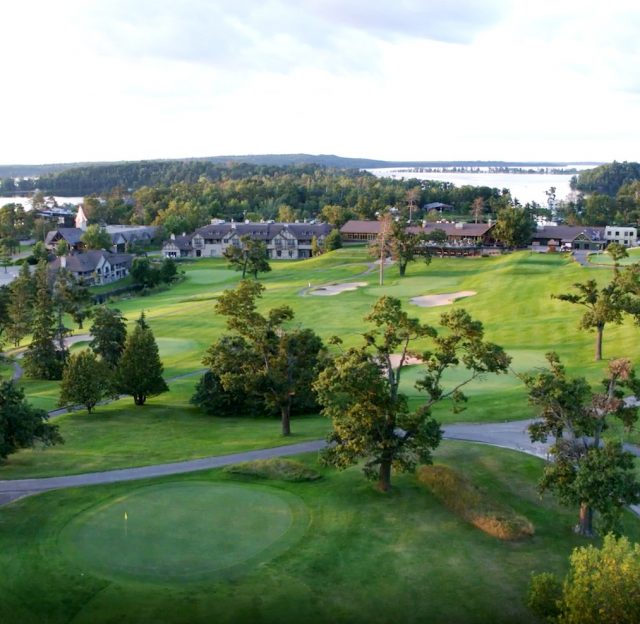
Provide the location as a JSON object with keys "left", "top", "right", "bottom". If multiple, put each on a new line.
{"left": 1, "top": 0, "right": 638, "bottom": 164}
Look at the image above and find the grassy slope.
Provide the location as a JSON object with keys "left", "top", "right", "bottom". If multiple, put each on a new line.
{"left": 2, "top": 441, "right": 638, "bottom": 624}
{"left": 588, "top": 247, "right": 640, "bottom": 266}
{"left": 6, "top": 247, "right": 640, "bottom": 477}
{"left": 1, "top": 378, "right": 328, "bottom": 480}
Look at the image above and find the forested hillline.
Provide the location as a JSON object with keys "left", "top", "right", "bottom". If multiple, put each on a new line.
{"left": 1, "top": 154, "right": 598, "bottom": 195}
{"left": 572, "top": 161, "right": 640, "bottom": 196}
{"left": 62, "top": 168, "right": 519, "bottom": 232}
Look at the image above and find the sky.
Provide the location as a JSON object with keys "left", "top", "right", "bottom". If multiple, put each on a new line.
{"left": 1, "top": 0, "right": 639, "bottom": 165}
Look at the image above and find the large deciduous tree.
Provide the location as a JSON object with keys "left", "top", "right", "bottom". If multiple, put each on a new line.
{"left": 528, "top": 534, "right": 640, "bottom": 624}
{"left": 130, "top": 256, "right": 161, "bottom": 289}
{"left": 370, "top": 219, "right": 430, "bottom": 277}
{"left": 553, "top": 278, "right": 629, "bottom": 361}
{"left": 523, "top": 353, "right": 640, "bottom": 536}
{"left": 114, "top": 313, "right": 168, "bottom": 405}
{"left": 323, "top": 229, "right": 342, "bottom": 251}
{"left": 81, "top": 224, "right": 112, "bottom": 250}
{"left": 223, "top": 236, "right": 271, "bottom": 279}
{"left": 58, "top": 350, "right": 110, "bottom": 413}
{"left": 0, "top": 380, "right": 62, "bottom": 461}
{"left": 493, "top": 206, "right": 536, "bottom": 249}
{"left": 314, "top": 297, "right": 511, "bottom": 491}
{"left": 208, "top": 280, "right": 326, "bottom": 435}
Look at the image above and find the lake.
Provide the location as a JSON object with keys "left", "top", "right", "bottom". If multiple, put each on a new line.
{"left": 367, "top": 166, "right": 597, "bottom": 206}
{"left": 0, "top": 195, "right": 83, "bottom": 210}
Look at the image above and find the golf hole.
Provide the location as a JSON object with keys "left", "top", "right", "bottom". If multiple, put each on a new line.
{"left": 58, "top": 481, "right": 309, "bottom": 583}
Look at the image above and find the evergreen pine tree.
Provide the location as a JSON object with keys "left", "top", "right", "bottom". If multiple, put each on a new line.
{"left": 6, "top": 262, "right": 34, "bottom": 347}
{"left": 114, "top": 312, "right": 168, "bottom": 405}
{"left": 52, "top": 268, "right": 74, "bottom": 354}
{"left": 89, "top": 306, "right": 127, "bottom": 368}
{"left": 23, "top": 261, "right": 63, "bottom": 379}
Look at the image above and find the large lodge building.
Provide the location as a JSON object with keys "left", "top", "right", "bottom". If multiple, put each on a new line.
{"left": 340, "top": 220, "right": 496, "bottom": 247}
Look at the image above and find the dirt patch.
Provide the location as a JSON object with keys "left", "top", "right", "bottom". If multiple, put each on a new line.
{"left": 410, "top": 290, "right": 477, "bottom": 308}
{"left": 309, "top": 282, "right": 368, "bottom": 296}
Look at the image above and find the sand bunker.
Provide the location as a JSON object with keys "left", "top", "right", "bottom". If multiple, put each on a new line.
{"left": 310, "top": 282, "right": 368, "bottom": 296}
{"left": 388, "top": 354, "right": 423, "bottom": 368}
{"left": 410, "top": 291, "right": 477, "bottom": 307}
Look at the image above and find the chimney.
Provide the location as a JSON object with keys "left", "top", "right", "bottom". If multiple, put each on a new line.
{"left": 61, "top": 255, "right": 66, "bottom": 269}
{"left": 170, "top": 233, "right": 175, "bottom": 240}
{"left": 455, "top": 222, "right": 464, "bottom": 229}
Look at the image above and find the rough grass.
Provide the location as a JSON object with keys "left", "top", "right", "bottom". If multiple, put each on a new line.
{"left": 2, "top": 442, "right": 638, "bottom": 624}
{"left": 417, "top": 463, "right": 535, "bottom": 541}
{"left": 225, "top": 458, "right": 322, "bottom": 481}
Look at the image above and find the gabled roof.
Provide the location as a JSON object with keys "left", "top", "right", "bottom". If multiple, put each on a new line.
{"left": 340, "top": 220, "right": 382, "bottom": 235}
{"left": 49, "top": 250, "right": 133, "bottom": 274}
{"left": 194, "top": 222, "right": 332, "bottom": 241}
{"left": 163, "top": 235, "right": 193, "bottom": 251}
{"left": 534, "top": 225, "right": 605, "bottom": 242}
{"left": 44, "top": 227, "right": 84, "bottom": 246}
{"left": 104, "top": 225, "right": 158, "bottom": 242}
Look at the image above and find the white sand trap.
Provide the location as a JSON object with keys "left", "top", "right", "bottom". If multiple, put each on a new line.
{"left": 388, "top": 354, "right": 423, "bottom": 368}
{"left": 310, "top": 282, "right": 368, "bottom": 296}
{"left": 410, "top": 290, "right": 477, "bottom": 307}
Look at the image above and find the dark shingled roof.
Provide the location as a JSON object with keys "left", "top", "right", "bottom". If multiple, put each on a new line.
{"left": 163, "top": 235, "right": 193, "bottom": 251}
{"left": 49, "top": 250, "right": 133, "bottom": 273}
{"left": 44, "top": 227, "right": 84, "bottom": 246}
{"left": 340, "top": 220, "right": 494, "bottom": 237}
{"left": 193, "top": 222, "right": 332, "bottom": 241}
{"left": 533, "top": 225, "right": 605, "bottom": 243}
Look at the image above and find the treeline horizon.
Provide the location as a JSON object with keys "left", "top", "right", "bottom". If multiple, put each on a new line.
{"left": 0, "top": 153, "right": 600, "bottom": 189}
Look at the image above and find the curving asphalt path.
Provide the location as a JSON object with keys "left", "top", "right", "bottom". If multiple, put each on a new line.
{"left": 0, "top": 440, "right": 326, "bottom": 506}
{"left": 2, "top": 419, "right": 639, "bottom": 516}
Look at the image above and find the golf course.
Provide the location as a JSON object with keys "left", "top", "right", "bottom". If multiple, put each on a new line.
{"left": 2, "top": 247, "right": 640, "bottom": 623}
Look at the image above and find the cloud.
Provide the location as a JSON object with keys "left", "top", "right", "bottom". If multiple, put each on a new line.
{"left": 82, "top": 0, "right": 510, "bottom": 73}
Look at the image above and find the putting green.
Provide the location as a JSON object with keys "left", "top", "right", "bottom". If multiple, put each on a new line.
{"left": 58, "top": 481, "right": 309, "bottom": 583}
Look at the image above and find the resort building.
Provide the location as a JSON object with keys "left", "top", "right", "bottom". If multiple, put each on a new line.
{"left": 605, "top": 226, "right": 638, "bottom": 247}
{"left": 161, "top": 222, "right": 333, "bottom": 260}
{"left": 531, "top": 226, "right": 606, "bottom": 251}
{"left": 49, "top": 251, "right": 134, "bottom": 286}
{"left": 340, "top": 220, "right": 495, "bottom": 247}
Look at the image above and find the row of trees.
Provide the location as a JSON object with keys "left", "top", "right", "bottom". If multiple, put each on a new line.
{"left": 0, "top": 307, "right": 167, "bottom": 463}
{"left": 59, "top": 310, "right": 168, "bottom": 411}
{"left": 10, "top": 262, "right": 92, "bottom": 379}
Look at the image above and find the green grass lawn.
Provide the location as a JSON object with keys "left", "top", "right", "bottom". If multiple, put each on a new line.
{"left": 587, "top": 247, "right": 640, "bottom": 266}
{"left": 0, "top": 378, "right": 330, "bottom": 479}
{"left": 5, "top": 247, "right": 640, "bottom": 475}
{"left": 1, "top": 441, "right": 638, "bottom": 624}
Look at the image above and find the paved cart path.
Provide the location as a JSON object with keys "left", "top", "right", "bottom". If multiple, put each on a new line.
{"left": 2, "top": 420, "right": 639, "bottom": 517}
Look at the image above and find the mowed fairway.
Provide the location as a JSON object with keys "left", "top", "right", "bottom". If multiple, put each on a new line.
{"left": 0, "top": 443, "right": 638, "bottom": 624}
{"left": 6, "top": 247, "right": 640, "bottom": 478}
